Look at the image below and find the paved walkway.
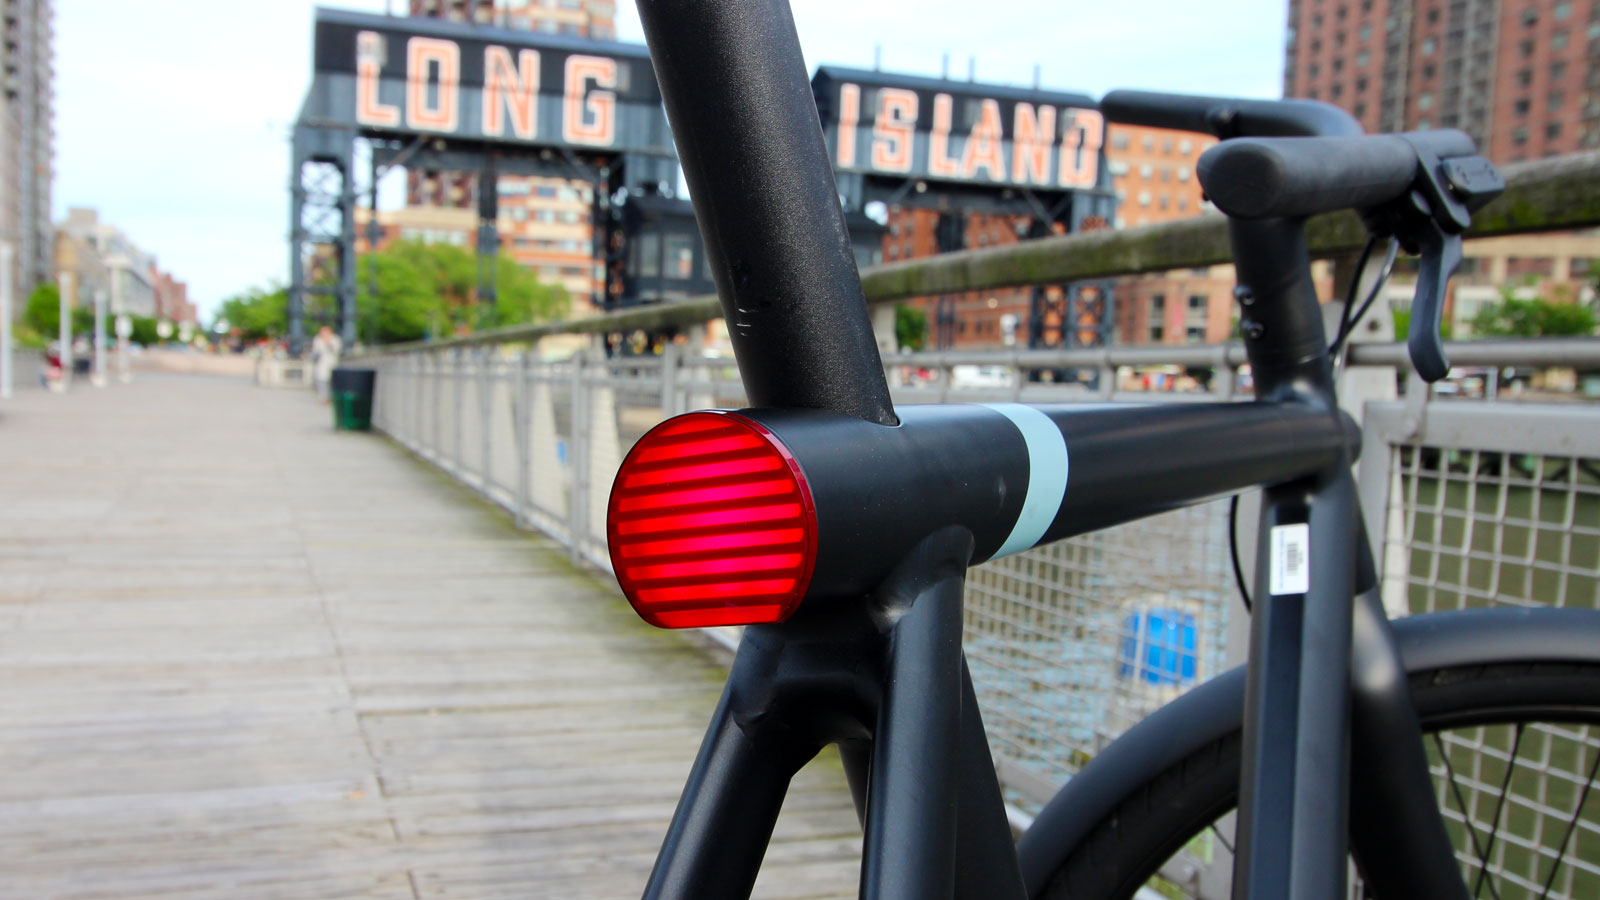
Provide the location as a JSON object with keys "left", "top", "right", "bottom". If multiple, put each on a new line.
{"left": 0, "top": 375, "right": 859, "bottom": 899}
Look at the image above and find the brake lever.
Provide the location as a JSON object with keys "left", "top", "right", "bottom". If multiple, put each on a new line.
{"left": 1381, "top": 146, "right": 1501, "bottom": 383}
{"left": 1406, "top": 219, "right": 1461, "bottom": 383}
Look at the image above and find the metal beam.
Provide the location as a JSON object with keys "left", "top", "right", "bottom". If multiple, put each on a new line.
{"left": 360, "top": 149, "right": 1600, "bottom": 355}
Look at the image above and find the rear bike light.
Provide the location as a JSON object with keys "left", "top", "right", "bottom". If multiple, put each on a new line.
{"left": 606, "top": 412, "right": 818, "bottom": 628}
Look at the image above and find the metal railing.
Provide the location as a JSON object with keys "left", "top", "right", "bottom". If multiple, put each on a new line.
{"left": 368, "top": 336, "right": 1600, "bottom": 807}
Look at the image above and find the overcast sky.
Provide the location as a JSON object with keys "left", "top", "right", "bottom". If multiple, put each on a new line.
{"left": 53, "top": 0, "right": 1288, "bottom": 319}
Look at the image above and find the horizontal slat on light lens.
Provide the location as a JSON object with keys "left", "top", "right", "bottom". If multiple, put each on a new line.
{"left": 606, "top": 412, "right": 817, "bottom": 629}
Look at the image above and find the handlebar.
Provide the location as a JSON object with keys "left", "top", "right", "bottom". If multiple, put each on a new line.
{"left": 1196, "top": 131, "right": 1478, "bottom": 220}
{"left": 1101, "top": 89, "right": 1364, "bottom": 138}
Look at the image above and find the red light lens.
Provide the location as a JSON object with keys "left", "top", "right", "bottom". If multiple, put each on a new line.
{"left": 607, "top": 412, "right": 818, "bottom": 628}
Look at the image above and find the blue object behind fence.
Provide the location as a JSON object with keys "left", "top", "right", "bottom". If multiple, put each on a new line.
{"left": 1119, "top": 609, "right": 1198, "bottom": 685}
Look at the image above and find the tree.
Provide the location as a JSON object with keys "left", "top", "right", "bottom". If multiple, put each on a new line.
{"left": 894, "top": 303, "right": 928, "bottom": 352}
{"left": 1468, "top": 295, "right": 1596, "bottom": 338}
{"left": 24, "top": 283, "right": 60, "bottom": 335}
{"left": 354, "top": 241, "right": 568, "bottom": 343}
{"left": 214, "top": 285, "right": 289, "bottom": 340}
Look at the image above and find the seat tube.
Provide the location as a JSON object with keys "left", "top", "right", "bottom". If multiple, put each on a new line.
{"left": 635, "top": 0, "right": 897, "bottom": 426}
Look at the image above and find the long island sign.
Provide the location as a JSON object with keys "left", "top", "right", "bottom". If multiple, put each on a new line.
{"left": 813, "top": 67, "right": 1107, "bottom": 191}
{"left": 303, "top": 7, "right": 671, "bottom": 155}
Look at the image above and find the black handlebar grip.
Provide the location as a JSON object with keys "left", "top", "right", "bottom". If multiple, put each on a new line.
{"left": 1101, "top": 90, "right": 1364, "bottom": 138}
{"left": 1198, "top": 130, "right": 1480, "bottom": 219}
{"left": 1197, "top": 135, "right": 1419, "bottom": 219}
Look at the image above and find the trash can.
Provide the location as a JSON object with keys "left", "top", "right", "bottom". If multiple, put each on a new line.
{"left": 330, "top": 367, "right": 377, "bottom": 431}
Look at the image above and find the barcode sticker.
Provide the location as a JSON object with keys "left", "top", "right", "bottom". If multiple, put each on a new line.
{"left": 1270, "top": 524, "right": 1311, "bottom": 596}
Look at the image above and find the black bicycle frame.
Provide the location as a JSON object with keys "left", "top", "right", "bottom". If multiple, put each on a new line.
{"left": 633, "top": 2, "right": 1473, "bottom": 898}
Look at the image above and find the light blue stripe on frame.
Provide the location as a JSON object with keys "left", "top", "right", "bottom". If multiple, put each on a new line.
{"left": 984, "top": 403, "right": 1069, "bottom": 559}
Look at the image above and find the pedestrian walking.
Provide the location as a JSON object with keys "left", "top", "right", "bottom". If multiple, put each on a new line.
{"left": 310, "top": 326, "right": 342, "bottom": 403}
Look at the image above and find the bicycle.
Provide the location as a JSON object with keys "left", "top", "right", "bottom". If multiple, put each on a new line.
{"left": 605, "top": 2, "right": 1600, "bottom": 898}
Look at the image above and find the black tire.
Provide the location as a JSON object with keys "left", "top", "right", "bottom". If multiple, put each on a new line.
{"left": 1038, "top": 662, "right": 1600, "bottom": 900}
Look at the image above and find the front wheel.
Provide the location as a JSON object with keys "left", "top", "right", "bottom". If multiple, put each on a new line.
{"left": 1034, "top": 660, "right": 1600, "bottom": 900}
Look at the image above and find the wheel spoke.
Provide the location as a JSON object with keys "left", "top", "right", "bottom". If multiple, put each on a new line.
{"left": 1537, "top": 734, "right": 1600, "bottom": 900}
{"left": 1472, "top": 723, "right": 1524, "bottom": 899}
{"left": 1209, "top": 821, "right": 1235, "bottom": 856}
{"left": 1434, "top": 732, "right": 1504, "bottom": 900}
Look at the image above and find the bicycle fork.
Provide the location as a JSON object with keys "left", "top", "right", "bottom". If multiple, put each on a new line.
{"left": 1234, "top": 471, "right": 1468, "bottom": 900}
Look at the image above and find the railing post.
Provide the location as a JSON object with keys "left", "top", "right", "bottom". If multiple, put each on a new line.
{"left": 478, "top": 345, "right": 493, "bottom": 489}
{"left": 515, "top": 348, "right": 532, "bottom": 528}
{"left": 431, "top": 350, "right": 443, "bottom": 460}
{"left": 568, "top": 348, "right": 588, "bottom": 566}
{"left": 660, "top": 341, "right": 679, "bottom": 420}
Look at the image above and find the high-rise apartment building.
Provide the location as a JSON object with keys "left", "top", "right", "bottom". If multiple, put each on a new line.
{"left": 405, "top": 0, "right": 617, "bottom": 311}
{"left": 2, "top": 0, "right": 54, "bottom": 311}
{"left": 1284, "top": 0, "right": 1600, "bottom": 163}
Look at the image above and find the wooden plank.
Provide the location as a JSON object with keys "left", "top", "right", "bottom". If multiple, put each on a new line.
{"left": 0, "top": 377, "right": 861, "bottom": 898}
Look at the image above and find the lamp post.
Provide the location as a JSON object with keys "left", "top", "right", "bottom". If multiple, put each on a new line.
{"left": 56, "top": 271, "right": 72, "bottom": 391}
{"left": 91, "top": 288, "right": 107, "bottom": 387}
{"left": 109, "top": 257, "right": 132, "bottom": 384}
{"left": 1, "top": 242, "right": 13, "bottom": 399}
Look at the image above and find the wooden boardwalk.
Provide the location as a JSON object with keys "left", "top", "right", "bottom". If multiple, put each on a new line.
{"left": 0, "top": 375, "right": 860, "bottom": 899}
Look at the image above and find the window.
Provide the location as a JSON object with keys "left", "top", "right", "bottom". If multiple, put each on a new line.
{"left": 1356, "top": 50, "right": 1370, "bottom": 66}
{"left": 1149, "top": 325, "right": 1165, "bottom": 342}
{"left": 1551, "top": 61, "right": 1568, "bottom": 80}
{"left": 1554, "top": 0, "right": 1571, "bottom": 19}
{"left": 1553, "top": 30, "right": 1569, "bottom": 50}
{"left": 664, "top": 234, "right": 695, "bottom": 279}
{"left": 1334, "top": 58, "right": 1345, "bottom": 73}
{"left": 1514, "top": 125, "right": 1529, "bottom": 144}
{"left": 1185, "top": 326, "right": 1206, "bottom": 343}
{"left": 1424, "top": 63, "right": 1437, "bottom": 79}
{"left": 1112, "top": 133, "right": 1131, "bottom": 150}
{"left": 1517, "top": 69, "right": 1533, "bottom": 88}
{"left": 1332, "top": 83, "right": 1345, "bottom": 99}
{"left": 1162, "top": 139, "right": 1174, "bottom": 154}
{"left": 1547, "top": 121, "right": 1562, "bottom": 139}
{"left": 635, "top": 232, "right": 661, "bottom": 277}
{"left": 1179, "top": 138, "right": 1193, "bottom": 154}
{"left": 1178, "top": 196, "right": 1189, "bottom": 212}
{"left": 1143, "top": 135, "right": 1154, "bottom": 151}
{"left": 1138, "top": 190, "right": 1152, "bottom": 207}
{"left": 1356, "top": 76, "right": 1369, "bottom": 92}
{"left": 1418, "top": 92, "right": 1434, "bottom": 110}
{"left": 1422, "top": 37, "right": 1436, "bottom": 54}
{"left": 1159, "top": 194, "right": 1170, "bottom": 210}
{"left": 1188, "top": 294, "right": 1207, "bottom": 310}
{"left": 1151, "top": 294, "right": 1166, "bottom": 312}
{"left": 1550, "top": 90, "right": 1564, "bottom": 110}
{"left": 1177, "top": 166, "right": 1191, "bottom": 182}
{"left": 1520, "top": 39, "right": 1535, "bottom": 58}
{"left": 1355, "top": 102, "right": 1368, "bottom": 118}
{"left": 1359, "top": 24, "right": 1371, "bottom": 41}
{"left": 1427, "top": 7, "right": 1440, "bottom": 23}
{"left": 1515, "top": 98, "right": 1531, "bottom": 115}
{"left": 1310, "top": 63, "right": 1322, "bottom": 78}
{"left": 1140, "top": 164, "right": 1153, "bottom": 179}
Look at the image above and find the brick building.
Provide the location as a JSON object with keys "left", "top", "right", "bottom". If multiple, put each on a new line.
{"left": 1283, "top": 0, "right": 1600, "bottom": 162}
{"left": 2, "top": 0, "right": 54, "bottom": 310}
{"left": 404, "top": 0, "right": 616, "bottom": 310}
{"left": 1106, "top": 124, "right": 1214, "bottom": 229}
